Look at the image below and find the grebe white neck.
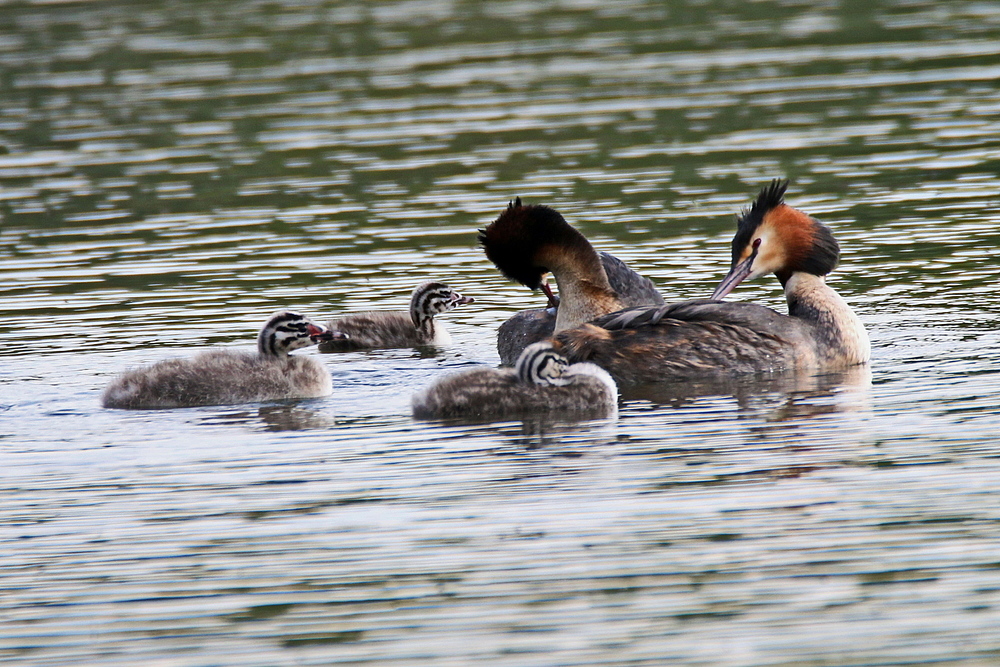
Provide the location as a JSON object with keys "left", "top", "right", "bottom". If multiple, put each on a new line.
{"left": 784, "top": 272, "right": 870, "bottom": 365}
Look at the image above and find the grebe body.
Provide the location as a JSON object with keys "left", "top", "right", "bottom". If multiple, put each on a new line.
{"left": 321, "top": 281, "right": 473, "bottom": 351}
{"left": 412, "top": 342, "right": 618, "bottom": 421}
{"left": 102, "top": 311, "right": 339, "bottom": 409}
{"left": 484, "top": 182, "right": 869, "bottom": 386}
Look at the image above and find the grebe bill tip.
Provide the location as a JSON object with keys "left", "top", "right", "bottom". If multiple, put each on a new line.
{"left": 711, "top": 255, "right": 756, "bottom": 300}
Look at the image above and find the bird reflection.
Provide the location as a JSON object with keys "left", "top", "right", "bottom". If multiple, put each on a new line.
{"left": 489, "top": 416, "right": 619, "bottom": 452}
{"left": 196, "top": 403, "right": 338, "bottom": 431}
{"left": 257, "top": 404, "right": 338, "bottom": 431}
{"left": 622, "top": 363, "right": 871, "bottom": 423}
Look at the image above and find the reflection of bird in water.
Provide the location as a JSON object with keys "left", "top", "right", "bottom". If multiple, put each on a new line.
{"left": 102, "top": 311, "right": 339, "bottom": 409}
{"left": 256, "top": 404, "right": 339, "bottom": 431}
{"left": 627, "top": 362, "right": 872, "bottom": 419}
{"left": 320, "top": 281, "right": 474, "bottom": 351}
{"left": 481, "top": 180, "right": 870, "bottom": 386}
{"left": 480, "top": 203, "right": 662, "bottom": 366}
{"left": 411, "top": 341, "right": 618, "bottom": 422}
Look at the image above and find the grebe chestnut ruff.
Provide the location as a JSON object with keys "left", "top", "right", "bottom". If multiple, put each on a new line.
{"left": 320, "top": 281, "right": 473, "bottom": 351}
{"left": 480, "top": 199, "right": 663, "bottom": 365}
{"left": 411, "top": 341, "right": 618, "bottom": 422}
{"left": 486, "top": 181, "right": 870, "bottom": 386}
{"left": 102, "top": 311, "right": 341, "bottom": 409}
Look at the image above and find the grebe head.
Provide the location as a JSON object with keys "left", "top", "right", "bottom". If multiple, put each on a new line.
{"left": 410, "top": 282, "right": 474, "bottom": 329}
{"left": 516, "top": 341, "right": 571, "bottom": 386}
{"left": 478, "top": 198, "right": 596, "bottom": 291}
{"left": 711, "top": 179, "right": 840, "bottom": 300}
{"left": 257, "top": 311, "right": 343, "bottom": 357}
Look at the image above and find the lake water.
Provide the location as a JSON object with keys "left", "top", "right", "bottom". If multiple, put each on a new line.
{"left": 3, "top": 0, "right": 1000, "bottom": 664}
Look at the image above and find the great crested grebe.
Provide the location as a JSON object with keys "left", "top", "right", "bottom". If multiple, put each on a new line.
{"left": 484, "top": 180, "right": 870, "bottom": 386}
{"left": 480, "top": 198, "right": 663, "bottom": 365}
{"left": 411, "top": 341, "right": 618, "bottom": 421}
{"left": 319, "top": 281, "right": 474, "bottom": 352}
{"left": 102, "top": 311, "right": 342, "bottom": 409}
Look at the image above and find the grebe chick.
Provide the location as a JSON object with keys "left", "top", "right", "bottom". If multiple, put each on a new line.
{"left": 102, "top": 311, "right": 340, "bottom": 409}
{"left": 480, "top": 199, "right": 663, "bottom": 365}
{"left": 411, "top": 341, "right": 618, "bottom": 422}
{"left": 552, "top": 180, "right": 870, "bottom": 385}
{"left": 320, "top": 281, "right": 474, "bottom": 351}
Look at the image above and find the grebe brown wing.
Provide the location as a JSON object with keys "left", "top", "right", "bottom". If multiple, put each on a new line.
{"left": 556, "top": 300, "right": 818, "bottom": 385}
{"left": 593, "top": 299, "right": 804, "bottom": 332}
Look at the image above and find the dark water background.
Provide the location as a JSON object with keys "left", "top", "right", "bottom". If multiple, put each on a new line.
{"left": 3, "top": 0, "right": 1000, "bottom": 664}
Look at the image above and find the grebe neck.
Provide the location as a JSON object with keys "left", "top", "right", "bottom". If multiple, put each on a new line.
{"left": 784, "top": 272, "right": 870, "bottom": 365}
{"left": 543, "top": 247, "right": 623, "bottom": 332}
{"left": 411, "top": 310, "right": 436, "bottom": 339}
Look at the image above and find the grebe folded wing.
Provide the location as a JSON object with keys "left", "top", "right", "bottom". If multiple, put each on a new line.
{"left": 594, "top": 299, "right": 807, "bottom": 333}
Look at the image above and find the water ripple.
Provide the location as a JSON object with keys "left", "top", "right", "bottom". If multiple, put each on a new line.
{"left": 3, "top": 0, "right": 1000, "bottom": 664}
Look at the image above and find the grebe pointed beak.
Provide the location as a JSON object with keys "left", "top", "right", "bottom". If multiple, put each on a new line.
{"left": 451, "top": 293, "right": 475, "bottom": 306}
{"left": 711, "top": 255, "right": 756, "bottom": 300}
{"left": 540, "top": 280, "right": 559, "bottom": 309}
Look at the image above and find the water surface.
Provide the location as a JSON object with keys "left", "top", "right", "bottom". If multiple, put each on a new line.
{"left": 3, "top": 0, "right": 1000, "bottom": 664}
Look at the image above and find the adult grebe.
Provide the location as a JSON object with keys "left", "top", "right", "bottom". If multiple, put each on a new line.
{"left": 480, "top": 199, "right": 663, "bottom": 365}
{"left": 102, "top": 311, "right": 341, "bottom": 409}
{"left": 485, "top": 181, "right": 870, "bottom": 386}
{"left": 319, "top": 281, "right": 474, "bottom": 351}
{"left": 411, "top": 341, "right": 618, "bottom": 421}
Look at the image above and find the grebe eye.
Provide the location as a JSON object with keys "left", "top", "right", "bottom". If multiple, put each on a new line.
{"left": 752, "top": 238, "right": 762, "bottom": 249}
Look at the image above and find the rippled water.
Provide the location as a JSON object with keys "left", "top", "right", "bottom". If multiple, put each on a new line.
{"left": 3, "top": 0, "right": 1000, "bottom": 664}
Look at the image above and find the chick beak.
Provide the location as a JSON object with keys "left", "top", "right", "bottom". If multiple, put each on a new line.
{"left": 307, "top": 323, "right": 348, "bottom": 342}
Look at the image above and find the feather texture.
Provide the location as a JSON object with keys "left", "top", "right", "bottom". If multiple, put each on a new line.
{"left": 322, "top": 281, "right": 472, "bottom": 351}
{"left": 102, "top": 311, "right": 334, "bottom": 409}
{"left": 412, "top": 342, "right": 618, "bottom": 422}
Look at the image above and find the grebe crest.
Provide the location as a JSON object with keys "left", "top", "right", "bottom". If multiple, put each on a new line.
{"left": 480, "top": 198, "right": 623, "bottom": 334}
{"left": 713, "top": 179, "right": 839, "bottom": 299}
{"left": 479, "top": 198, "right": 599, "bottom": 291}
